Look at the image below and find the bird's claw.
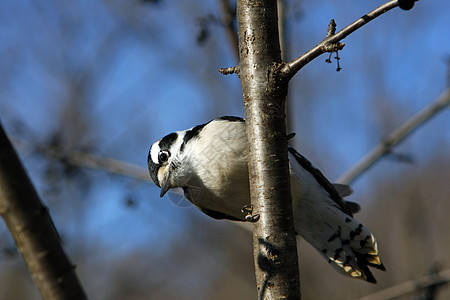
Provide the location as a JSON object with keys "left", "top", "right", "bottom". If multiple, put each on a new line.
{"left": 245, "top": 213, "right": 260, "bottom": 222}
{"left": 241, "top": 204, "right": 253, "bottom": 214}
{"left": 241, "top": 204, "right": 260, "bottom": 222}
{"left": 287, "top": 132, "right": 296, "bottom": 140}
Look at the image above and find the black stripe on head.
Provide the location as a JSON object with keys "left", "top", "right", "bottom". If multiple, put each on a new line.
{"left": 180, "top": 123, "right": 206, "bottom": 152}
{"left": 159, "top": 132, "right": 178, "bottom": 151}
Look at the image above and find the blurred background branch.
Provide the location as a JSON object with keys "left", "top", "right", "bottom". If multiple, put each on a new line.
{"left": 336, "top": 88, "right": 450, "bottom": 185}
{"left": 217, "top": 0, "right": 239, "bottom": 61}
{"left": 10, "top": 137, "right": 149, "bottom": 182}
{"left": 360, "top": 268, "right": 450, "bottom": 300}
{"left": 0, "top": 123, "right": 87, "bottom": 300}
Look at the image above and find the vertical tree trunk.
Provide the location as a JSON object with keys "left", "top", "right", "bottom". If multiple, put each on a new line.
{"left": 236, "top": 0, "right": 301, "bottom": 299}
{"left": 0, "top": 123, "right": 87, "bottom": 300}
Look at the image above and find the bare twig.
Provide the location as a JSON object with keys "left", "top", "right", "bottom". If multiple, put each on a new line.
{"left": 336, "top": 89, "right": 450, "bottom": 185}
{"left": 326, "top": 19, "right": 337, "bottom": 37}
{"left": 281, "top": 0, "right": 400, "bottom": 78}
{"left": 218, "top": 66, "right": 240, "bottom": 75}
{"left": 359, "top": 268, "right": 450, "bottom": 300}
{"left": 0, "top": 122, "right": 87, "bottom": 300}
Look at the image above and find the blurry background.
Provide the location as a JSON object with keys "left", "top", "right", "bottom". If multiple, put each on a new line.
{"left": 0, "top": 0, "right": 449, "bottom": 299}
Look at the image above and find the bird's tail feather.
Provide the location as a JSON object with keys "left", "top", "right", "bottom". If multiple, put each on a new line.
{"left": 317, "top": 219, "right": 385, "bottom": 283}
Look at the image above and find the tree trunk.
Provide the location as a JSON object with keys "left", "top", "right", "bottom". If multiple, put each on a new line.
{"left": 0, "top": 122, "right": 87, "bottom": 300}
{"left": 236, "top": 0, "right": 301, "bottom": 299}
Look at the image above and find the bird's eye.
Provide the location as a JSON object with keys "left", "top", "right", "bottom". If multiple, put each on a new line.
{"left": 158, "top": 150, "right": 170, "bottom": 163}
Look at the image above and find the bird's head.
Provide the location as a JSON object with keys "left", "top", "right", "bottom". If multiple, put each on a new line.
{"left": 148, "top": 132, "right": 182, "bottom": 197}
{"left": 148, "top": 122, "right": 207, "bottom": 197}
{"left": 148, "top": 117, "right": 245, "bottom": 198}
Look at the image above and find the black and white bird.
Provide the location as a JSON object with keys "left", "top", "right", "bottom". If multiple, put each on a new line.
{"left": 148, "top": 116, "right": 385, "bottom": 283}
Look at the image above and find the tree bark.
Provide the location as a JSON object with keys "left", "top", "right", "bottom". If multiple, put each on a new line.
{"left": 0, "top": 122, "right": 87, "bottom": 300}
{"left": 236, "top": 1, "right": 301, "bottom": 299}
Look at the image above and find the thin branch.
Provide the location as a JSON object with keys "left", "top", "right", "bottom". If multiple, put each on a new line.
{"left": 218, "top": 66, "right": 240, "bottom": 75}
{"left": 336, "top": 89, "right": 450, "bottom": 185}
{"left": 359, "top": 268, "right": 450, "bottom": 300}
{"left": 281, "top": 0, "right": 399, "bottom": 78}
{"left": 0, "top": 122, "right": 87, "bottom": 300}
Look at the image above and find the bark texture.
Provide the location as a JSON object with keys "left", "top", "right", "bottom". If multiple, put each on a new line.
{"left": 0, "top": 123, "right": 87, "bottom": 300}
{"left": 236, "top": 1, "right": 301, "bottom": 299}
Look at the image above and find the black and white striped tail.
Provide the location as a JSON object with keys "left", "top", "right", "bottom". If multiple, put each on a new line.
{"left": 320, "top": 218, "right": 385, "bottom": 283}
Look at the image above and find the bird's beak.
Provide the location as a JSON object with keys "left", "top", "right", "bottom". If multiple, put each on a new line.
{"left": 159, "top": 170, "right": 172, "bottom": 197}
{"left": 160, "top": 178, "right": 171, "bottom": 197}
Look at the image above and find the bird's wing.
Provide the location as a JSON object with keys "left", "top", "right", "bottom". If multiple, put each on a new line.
{"left": 332, "top": 183, "right": 361, "bottom": 214}
{"left": 332, "top": 183, "right": 353, "bottom": 197}
{"left": 288, "top": 146, "right": 354, "bottom": 216}
{"left": 182, "top": 187, "right": 245, "bottom": 221}
{"left": 200, "top": 207, "right": 244, "bottom": 221}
